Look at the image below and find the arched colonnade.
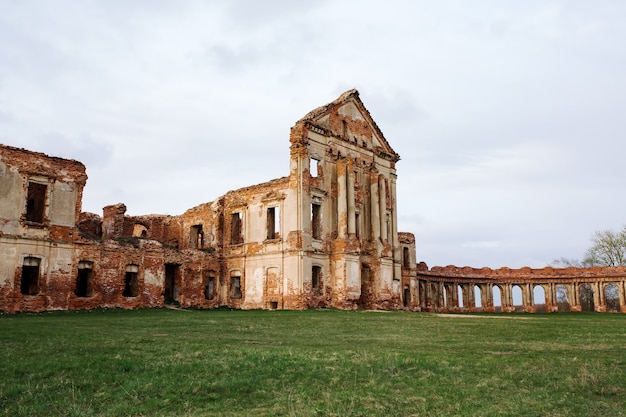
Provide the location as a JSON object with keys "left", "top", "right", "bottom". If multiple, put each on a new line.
{"left": 415, "top": 265, "right": 626, "bottom": 313}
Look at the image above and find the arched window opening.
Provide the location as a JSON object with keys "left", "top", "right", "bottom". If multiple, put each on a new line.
{"left": 492, "top": 286, "right": 502, "bottom": 312}
{"left": 556, "top": 285, "right": 570, "bottom": 312}
{"left": 580, "top": 284, "right": 594, "bottom": 312}
{"left": 533, "top": 285, "right": 546, "bottom": 313}
{"left": 512, "top": 285, "right": 523, "bottom": 312}
{"left": 604, "top": 284, "right": 620, "bottom": 312}
{"left": 474, "top": 285, "right": 482, "bottom": 309}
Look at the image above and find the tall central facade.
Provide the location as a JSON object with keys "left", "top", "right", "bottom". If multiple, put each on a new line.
{"left": 184, "top": 89, "right": 405, "bottom": 310}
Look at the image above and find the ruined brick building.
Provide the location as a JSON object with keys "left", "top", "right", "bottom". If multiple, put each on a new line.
{"left": 1, "top": 90, "right": 624, "bottom": 313}
{"left": 0, "top": 90, "right": 416, "bottom": 312}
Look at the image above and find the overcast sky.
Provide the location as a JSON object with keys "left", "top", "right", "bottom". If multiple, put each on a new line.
{"left": 1, "top": 1, "right": 625, "bottom": 269}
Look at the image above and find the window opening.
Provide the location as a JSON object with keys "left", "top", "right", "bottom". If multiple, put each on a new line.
{"left": 25, "top": 182, "right": 47, "bottom": 223}
{"left": 123, "top": 264, "right": 139, "bottom": 297}
{"left": 310, "top": 158, "right": 319, "bottom": 177}
{"left": 231, "top": 212, "right": 243, "bottom": 245}
{"left": 556, "top": 285, "right": 570, "bottom": 312}
{"left": 190, "top": 224, "right": 204, "bottom": 249}
{"left": 266, "top": 207, "right": 280, "bottom": 239}
{"left": 605, "top": 284, "right": 620, "bottom": 312}
{"left": 205, "top": 271, "right": 216, "bottom": 300}
{"left": 75, "top": 261, "right": 94, "bottom": 297}
{"left": 312, "top": 265, "right": 322, "bottom": 293}
{"left": 403, "top": 247, "right": 410, "bottom": 269}
{"left": 20, "top": 257, "right": 41, "bottom": 295}
{"left": 230, "top": 273, "right": 242, "bottom": 299}
{"left": 580, "top": 283, "right": 594, "bottom": 312}
{"left": 311, "top": 203, "right": 321, "bottom": 240}
{"left": 355, "top": 212, "right": 360, "bottom": 238}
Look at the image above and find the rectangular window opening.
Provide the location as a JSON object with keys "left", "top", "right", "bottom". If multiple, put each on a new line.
{"left": 311, "top": 203, "right": 321, "bottom": 240}
{"left": 25, "top": 182, "right": 47, "bottom": 223}
{"left": 312, "top": 265, "right": 322, "bottom": 294}
{"left": 205, "top": 272, "right": 216, "bottom": 300}
{"left": 310, "top": 157, "right": 319, "bottom": 177}
{"left": 231, "top": 212, "right": 243, "bottom": 245}
{"left": 20, "top": 257, "right": 41, "bottom": 295}
{"left": 403, "top": 247, "right": 410, "bottom": 269}
{"left": 123, "top": 264, "right": 139, "bottom": 297}
{"left": 230, "top": 274, "right": 242, "bottom": 299}
{"left": 266, "top": 207, "right": 280, "bottom": 239}
{"left": 75, "top": 261, "right": 94, "bottom": 297}
{"left": 190, "top": 224, "right": 204, "bottom": 249}
{"left": 355, "top": 212, "right": 360, "bottom": 238}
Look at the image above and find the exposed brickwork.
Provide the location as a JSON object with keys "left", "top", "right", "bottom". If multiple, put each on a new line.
{"left": 2, "top": 91, "right": 625, "bottom": 314}
{"left": 417, "top": 263, "right": 626, "bottom": 313}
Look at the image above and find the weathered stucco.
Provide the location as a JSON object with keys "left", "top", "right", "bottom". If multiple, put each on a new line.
{"left": 1, "top": 90, "right": 625, "bottom": 313}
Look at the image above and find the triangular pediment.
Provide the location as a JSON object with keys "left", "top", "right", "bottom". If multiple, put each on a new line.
{"left": 296, "top": 89, "right": 399, "bottom": 162}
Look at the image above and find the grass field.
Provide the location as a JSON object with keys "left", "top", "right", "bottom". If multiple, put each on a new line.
{"left": 0, "top": 309, "right": 624, "bottom": 416}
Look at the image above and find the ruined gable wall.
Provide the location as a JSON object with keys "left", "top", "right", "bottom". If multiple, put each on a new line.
{"left": 289, "top": 93, "right": 403, "bottom": 310}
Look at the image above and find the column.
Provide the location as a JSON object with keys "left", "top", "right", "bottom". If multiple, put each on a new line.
{"left": 390, "top": 174, "right": 399, "bottom": 248}
{"left": 347, "top": 159, "right": 356, "bottom": 236}
{"left": 337, "top": 158, "right": 347, "bottom": 239}
{"left": 468, "top": 284, "right": 476, "bottom": 309}
{"left": 485, "top": 284, "right": 494, "bottom": 310}
{"left": 370, "top": 170, "right": 380, "bottom": 241}
{"left": 379, "top": 175, "right": 387, "bottom": 242}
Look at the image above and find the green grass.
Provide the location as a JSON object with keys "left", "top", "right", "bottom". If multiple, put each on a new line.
{"left": 0, "top": 309, "right": 624, "bottom": 416}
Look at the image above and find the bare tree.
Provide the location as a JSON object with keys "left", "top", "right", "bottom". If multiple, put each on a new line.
{"left": 551, "top": 257, "right": 583, "bottom": 267}
{"left": 582, "top": 226, "right": 626, "bottom": 266}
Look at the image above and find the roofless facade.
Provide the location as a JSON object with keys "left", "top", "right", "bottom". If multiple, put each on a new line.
{"left": 1, "top": 90, "right": 624, "bottom": 313}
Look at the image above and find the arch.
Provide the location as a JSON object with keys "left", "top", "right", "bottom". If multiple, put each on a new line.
{"left": 457, "top": 285, "right": 464, "bottom": 308}
{"left": 604, "top": 284, "right": 620, "bottom": 312}
{"left": 474, "top": 285, "right": 482, "bottom": 309}
{"left": 512, "top": 285, "right": 523, "bottom": 312}
{"left": 492, "top": 285, "right": 502, "bottom": 312}
{"left": 556, "top": 285, "right": 570, "bottom": 312}
{"left": 579, "top": 283, "right": 594, "bottom": 312}
{"left": 533, "top": 285, "right": 546, "bottom": 313}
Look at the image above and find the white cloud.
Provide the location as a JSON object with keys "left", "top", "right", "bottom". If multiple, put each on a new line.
{"left": 1, "top": 0, "right": 625, "bottom": 268}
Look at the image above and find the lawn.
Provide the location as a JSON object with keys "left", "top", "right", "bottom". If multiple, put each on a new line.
{"left": 0, "top": 309, "right": 624, "bottom": 416}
